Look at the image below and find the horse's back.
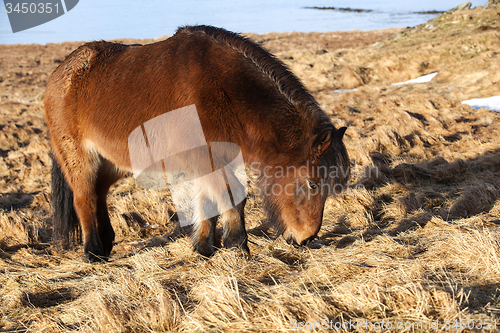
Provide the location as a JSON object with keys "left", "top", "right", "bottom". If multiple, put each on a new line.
{"left": 45, "top": 32, "right": 274, "bottom": 170}
{"left": 45, "top": 26, "right": 312, "bottom": 172}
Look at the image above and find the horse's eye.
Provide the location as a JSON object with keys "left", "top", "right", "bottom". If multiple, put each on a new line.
{"left": 308, "top": 180, "right": 319, "bottom": 190}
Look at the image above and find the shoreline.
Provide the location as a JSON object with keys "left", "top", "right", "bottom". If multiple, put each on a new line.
{"left": 0, "top": 26, "right": 404, "bottom": 47}
{"left": 1, "top": 2, "right": 485, "bottom": 46}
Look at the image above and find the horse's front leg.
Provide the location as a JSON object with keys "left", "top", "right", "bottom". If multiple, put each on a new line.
{"left": 192, "top": 215, "right": 218, "bottom": 257}
{"left": 221, "top": 198, "right": 249, "bottom": 253}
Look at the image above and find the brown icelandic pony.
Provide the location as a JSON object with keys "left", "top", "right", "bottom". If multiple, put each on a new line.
{"left": 45, "top": 25, "right": 349, "bottom": 262}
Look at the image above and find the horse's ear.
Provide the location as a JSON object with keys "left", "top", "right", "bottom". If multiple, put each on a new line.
{"left": 335, "top": 127, "right": 347, "bottom": 140}
{"left": 312, "top": 128, "right": 333, "bottom": 160}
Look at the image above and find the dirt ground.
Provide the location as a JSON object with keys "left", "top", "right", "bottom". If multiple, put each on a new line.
{"left": 1, "top": 6, "right": 500, "bottom": 332}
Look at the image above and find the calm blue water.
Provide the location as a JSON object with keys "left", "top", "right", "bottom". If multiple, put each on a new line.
{"left": 0, "top": 0, "right": 488, "bottom": 44}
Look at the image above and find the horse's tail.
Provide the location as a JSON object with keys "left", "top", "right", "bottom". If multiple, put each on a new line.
{"left": 51, "top": 153, "right": 80, "bottom": 248}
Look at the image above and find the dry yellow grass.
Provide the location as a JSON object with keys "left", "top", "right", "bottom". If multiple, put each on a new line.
{"left": 2, "top": 5, "right": 500, "bottom": 332}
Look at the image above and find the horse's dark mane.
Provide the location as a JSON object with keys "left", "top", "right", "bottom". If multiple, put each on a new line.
{"left": 176, "top": 25, "right": 326, "bottom": 122}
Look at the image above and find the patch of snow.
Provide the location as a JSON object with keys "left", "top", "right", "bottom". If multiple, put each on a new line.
{"left": 327, "top": 88, "right": 358, "bottom": 94}
{"left": 391, "top": 72, "right": 438, "bottom": 86}
{"left": 461, "top": 96, "right": 500, "bottom": 112}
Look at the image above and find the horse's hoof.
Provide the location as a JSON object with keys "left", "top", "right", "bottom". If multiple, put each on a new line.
{"left": 85, "top": 251, "right": 109, "bottom": 263}
{"left": 194, "top": 244, "right": 217, "bottom": 258}
{"left": 84, "top": 234, "right": 109, "bottom": 263}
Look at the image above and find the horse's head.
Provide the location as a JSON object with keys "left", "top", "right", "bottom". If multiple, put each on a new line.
{"left": 260, "top": 126, "right": 349, "bottom": 246}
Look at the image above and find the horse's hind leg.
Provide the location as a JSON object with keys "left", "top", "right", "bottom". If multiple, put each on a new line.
{"left": 53, "top": 139, "right": 116, "bottom": 262}
{"left": 221, "top": 198, "right": 249, "bottom": 253}
{"left": 67, "top": 165, "right": 103, "bottom": 261}
{"left": 94, "top": 159, "right": 122, "bottom": 258}
{"left": 73, "top": 158, "right": 121, "bottom": 262}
